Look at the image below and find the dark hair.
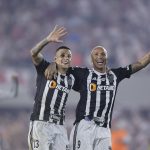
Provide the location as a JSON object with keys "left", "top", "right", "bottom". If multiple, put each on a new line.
{"left": 56, "top": 46, "right": 71, "bottom": 53}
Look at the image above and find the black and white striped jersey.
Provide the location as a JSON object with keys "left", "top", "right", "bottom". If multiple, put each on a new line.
{"left": 69, "top": 65, "right": 132, "bottom": 128}
{"left": 30, "top": 59, "right": 75, "bottom": 125}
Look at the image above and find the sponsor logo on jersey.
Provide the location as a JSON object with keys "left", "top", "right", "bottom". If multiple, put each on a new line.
{"left": 56, "top": 84, "right": 70, "bottom": 93}
{"left": 97, "top": 85, "right": 115, "bottom": 91}
{"left": 89, "top": 83, "right": 115, "bottom": 91}
{"left": 49, "top": 80, "right": 70, "bottom": 93}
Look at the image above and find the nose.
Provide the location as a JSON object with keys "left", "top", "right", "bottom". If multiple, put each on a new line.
{"left": 97, "top": 54, "right": 102, "bottom": 59}
{"left": 63, "top": 56, "right": 70, "bottom": 61}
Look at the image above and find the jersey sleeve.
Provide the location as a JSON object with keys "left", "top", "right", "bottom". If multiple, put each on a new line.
{"left": 68, "top": 67, "right": 88, "bottom": 91}
{"left": 112, "top": 65, "right": 132, "bottom": 82}
{"left": 35, "top": 59, "right": 50, "bottom": 74}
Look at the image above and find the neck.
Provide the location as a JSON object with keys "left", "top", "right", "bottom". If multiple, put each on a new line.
{"left": 93, "top": 66, "right": 106, "bottom": 73}
{"left": 57, "top": 67, "right": 68, "bottom": 74}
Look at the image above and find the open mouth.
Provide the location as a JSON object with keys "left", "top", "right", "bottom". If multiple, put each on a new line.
{"left": 96, "top": 60, "right": 104, "bottom": 65}
{"left": 62, "top": 61, "right": 70, "bottom": 65}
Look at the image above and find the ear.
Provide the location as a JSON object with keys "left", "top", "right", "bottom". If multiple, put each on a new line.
{"left": 86, "top": 54, "right": 92, "bottom": 67}
{"left": 90, "top": 54, "right": 93, "bottom": 65}
{"left": 54, "top": 57, "right": 57, "bottom": 62}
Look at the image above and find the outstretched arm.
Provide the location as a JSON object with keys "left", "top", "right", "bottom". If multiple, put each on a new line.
{"left": 131, "top": 52, "right": 150, "bottom": 74}
{"left": 30, "top": 25, "right": 67, "bottom": 65}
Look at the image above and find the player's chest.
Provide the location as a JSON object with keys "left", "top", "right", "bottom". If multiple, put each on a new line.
{"left": 81, "top": 73, "right": 117, "bottom": 92}
{"left": 42, "top": 74, "right": 74, "bottom": 94}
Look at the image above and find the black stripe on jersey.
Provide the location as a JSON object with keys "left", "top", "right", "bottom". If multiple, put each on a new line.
{"left": 89, "top": 73, "right": 98, "bottom": 116}
{"left": 31, "top": 75, "right": 48, "bottom": 121}
{"left": 103, "top": 73, "right": 116, "bottom": 128}
{"left": 60, "top": 94, "right": 68, "bottom": 116}
{"left": 60, "top": 76, "right": 72, "bottom": 116}
{"left": 97, "top": 74, "right": 107, "bottom": 117}
{"left": 73, "top": 123, "right": 80, "bottom": 150}
{"left": 54, "top": 75, "right": 65, "bottom": 115}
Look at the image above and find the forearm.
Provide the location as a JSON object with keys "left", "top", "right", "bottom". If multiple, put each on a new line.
{"left": 30, "top": 38, "right": 50, "bottom": 65}
{"left": 30, "top": 25, "right": 67, "bottom": 65}
{"left": 30, "top": 38, "right": 49, "bottom": 57}
{"left": 132, "top": 52, "right": 150, "bottom": 73}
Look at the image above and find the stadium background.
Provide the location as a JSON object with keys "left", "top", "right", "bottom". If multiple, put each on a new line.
{"left": 0, "top": 0, "right": 150, "bottom": 149}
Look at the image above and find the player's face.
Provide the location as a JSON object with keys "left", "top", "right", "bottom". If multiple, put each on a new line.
{"left": 55, "top": 49, "right": 72, "bottom": 70}
{"left": 91, "top": 47, "right": 107, "bottom": 72}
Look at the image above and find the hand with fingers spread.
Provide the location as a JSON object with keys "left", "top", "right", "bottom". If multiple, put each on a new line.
{"left": 30, "top": 25, "right": 68, "bottom": 66}
{"left": 46, "top": 25, "right": 67, "bottom": 43}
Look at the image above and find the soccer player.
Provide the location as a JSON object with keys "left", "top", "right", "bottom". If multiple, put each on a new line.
{"left": 45, "top": 46, "right": 150, "bottom": 150}
{"left": 0, "top": 74, "right": 18, "bottom": 99}
{"left": 28, "top": 25, "right": 75, "bottom": 150}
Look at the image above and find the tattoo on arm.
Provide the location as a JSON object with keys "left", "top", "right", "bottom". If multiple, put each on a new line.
{"left": 30, "top": 38, "right": 49, "bottom": 65}
{"left": 132, "top": 52, "right": 150, "bottom": 74}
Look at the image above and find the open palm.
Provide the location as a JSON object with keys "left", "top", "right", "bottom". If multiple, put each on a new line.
{"left": 46, "top": 25, "right": 67, "bottom": 43}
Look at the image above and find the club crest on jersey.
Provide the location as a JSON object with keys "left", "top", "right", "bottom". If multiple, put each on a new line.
{"left": 89, "top": 83, "right": 97, "bottom": 91}
{"left": 49, "top": 80, "right": 57, "bottom": 88}
{"left": 89, "top": 83, "right": 115, "bottom": 91}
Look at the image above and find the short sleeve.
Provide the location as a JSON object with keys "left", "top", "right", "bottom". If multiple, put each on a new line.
{"left": 68, "top": 67, "right": 88, "bottom": 91}
{"left": 112, "top": 65, "right": 132, "bottom": 82}
{"left": 35, "top": 59, "right": 50, "bottom": 74}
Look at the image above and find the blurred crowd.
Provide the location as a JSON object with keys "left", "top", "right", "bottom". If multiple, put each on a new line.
{"left": 0, "top": 108, "right": 150, "bottom": 150}
{"left": 0, "top": 0, "right": 150, "bottom": 68}
{"left": 0, "top": 0, "right": 150, "bottom": 150}
{"left": 111, "top": 108, "right": 150, "bottom": 150}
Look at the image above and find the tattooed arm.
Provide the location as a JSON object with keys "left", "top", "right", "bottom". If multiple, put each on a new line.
{"left": 131, "top": 52, "right": 150, "bottom": 74}
{"left": 30, "top": 25, "right": 67, "bottom": 65}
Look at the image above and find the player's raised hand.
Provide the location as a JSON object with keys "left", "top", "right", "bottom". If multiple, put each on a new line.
{"left": 46, "top": 25, "right": 67, "bottom": 43}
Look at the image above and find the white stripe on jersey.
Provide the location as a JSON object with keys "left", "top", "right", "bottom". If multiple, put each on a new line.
{"left": 94, "top": 75, "right": 101, "bottom": 117}
{"left": 69, "top": 74, "right": 75, "bottom": 89}
{"left": 107, "top": 71, "right": 117, "bottom": 128}
{"left": 39, "top": 80, "right": 50, "bottom": 120}
{"left": 50, "top": 73, "right": 61, "bottom": 114}
{"left": 100, "top": 74, "right": 111, "bottom": 118}
{"left": 58, "top": 76, "right": 68, "bottom": 115}
{"left": 85, "top": 70, "right": 93, "bottom": 116}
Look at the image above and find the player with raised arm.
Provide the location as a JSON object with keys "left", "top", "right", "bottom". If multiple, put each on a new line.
{"left": 28, "top": 25, "right": 75, "bottom": 150}
{"left": 45, "top": 45, "right": 150, "bottom": 150}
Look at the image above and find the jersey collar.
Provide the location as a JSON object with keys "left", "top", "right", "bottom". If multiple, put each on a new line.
{"left": 92, "top": 68, "right": 106, "bottom": 75}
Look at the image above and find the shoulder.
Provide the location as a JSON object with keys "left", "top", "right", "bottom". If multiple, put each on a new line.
{"left": 111, "top": 65, "right": 132, "bottom": 74}
{"left": 110, "top": 65, "right": 132, "bottom": 81}
{"left": 68, "top": 66, "right": 89, "bottom": 73}
{"left": 35, "top": 59, "right": 50, "bottom": 73}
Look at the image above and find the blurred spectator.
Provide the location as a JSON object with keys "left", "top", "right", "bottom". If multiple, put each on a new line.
{"left": 0, "top": 0, "right": 150, "bottom": 149}
{"left": 0, "top": 74, "right": 18, "bottom": 99}
{"left": 0, "top": 0, "right": 150, "bottom": 70}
